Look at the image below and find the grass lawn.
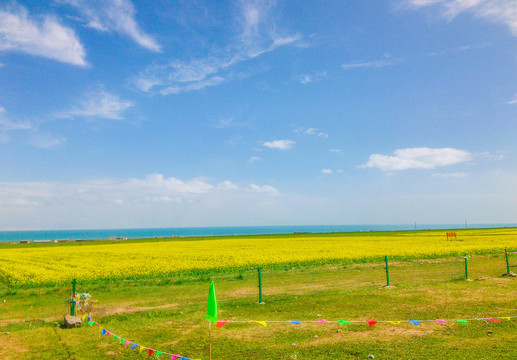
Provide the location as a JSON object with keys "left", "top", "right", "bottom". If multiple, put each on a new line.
{"left": 0, "top": 251, "right": 516, "bottom": 359}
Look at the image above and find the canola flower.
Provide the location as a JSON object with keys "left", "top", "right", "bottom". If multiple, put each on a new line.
{"left": 1, "top": 228, "right": 516, "bottom": 286}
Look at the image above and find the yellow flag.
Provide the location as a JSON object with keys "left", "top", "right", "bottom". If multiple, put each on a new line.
{"left": 82, "top": 314, "right": 87, "bottom": 322}
{"left": 389, "top": 321, "right": 401, "bottom": 325}
{"left": 252, "top": 320, "right": 267, "bottom": 327}
{"left": 139, "top": 346, "right": 146, "bottom": 354}
{"left": 502, "top": 317, "right": 511, "bottom": 321}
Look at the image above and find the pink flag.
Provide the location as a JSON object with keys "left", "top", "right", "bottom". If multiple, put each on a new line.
{"left": 313, "top": 319, "right": 327, "bottom": 323}
{"left": 171, "top": 355, "right": 180, "bottom": 360}
{"left": 124, "top": 340, "right": 131, "bottom": 347}
{"left": 435, "top": 319, "right": 446, "bottom": 323}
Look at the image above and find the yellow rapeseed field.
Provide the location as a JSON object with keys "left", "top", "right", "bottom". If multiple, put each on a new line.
{"left": 1, "top": 228, "right": 516, "bottom": 286}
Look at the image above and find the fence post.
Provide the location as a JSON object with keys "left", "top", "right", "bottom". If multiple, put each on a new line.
{"left": 71, "top": 278, "right": 77, "bottom": 316}
{"left": 258, "top": 266, "right": 263, "bottom": 303}
{"left": 505, "top": 248, "right": 510, "bottom": 275}
{"left": 385, "top": 256, "right": 390, "bottom": 286}
{"left": 464, "top": 257, "right": 469, "bottom": 280}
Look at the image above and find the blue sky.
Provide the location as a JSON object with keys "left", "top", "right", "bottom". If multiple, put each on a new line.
{"left": 0, "top": 0, "right": 516, "bottom": 230}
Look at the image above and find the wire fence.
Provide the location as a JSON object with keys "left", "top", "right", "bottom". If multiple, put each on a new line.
{"left": 2, "top": 250, "right": 515, "bottom": 322}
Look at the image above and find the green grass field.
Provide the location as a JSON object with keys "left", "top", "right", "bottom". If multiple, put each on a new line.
{"left": 0, "top": 236, "right": 516, "bottom": 359}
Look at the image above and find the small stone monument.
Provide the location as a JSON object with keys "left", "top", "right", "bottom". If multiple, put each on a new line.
{"left": 64, "top": 315, "right": 82, "bottom": 328}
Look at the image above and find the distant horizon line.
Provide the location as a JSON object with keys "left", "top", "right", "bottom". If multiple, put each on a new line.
{"left": 1, "top": 223, "right": 516, "bottom": 232}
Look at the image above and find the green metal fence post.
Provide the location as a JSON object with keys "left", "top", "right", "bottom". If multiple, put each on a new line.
{"left": 385, "top": 256, "right": 390, "bottom": 286}
{"left": 464, "top": 257, "right": 468, "bottom": 280}
{"left": 258, "top": 266, "right": 263, "bottom": 303}
{"left": 506, "top": 248, "right": 510, "bottom": 275}
{"left": 71, "top": 278, "right": 77, "bottom": 316}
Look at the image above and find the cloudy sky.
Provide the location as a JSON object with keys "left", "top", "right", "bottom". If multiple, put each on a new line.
{"left": 1, "top": 0, "right": 516, "bottom": 230}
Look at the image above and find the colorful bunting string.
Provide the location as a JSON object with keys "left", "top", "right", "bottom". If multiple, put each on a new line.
{"left": 76, "top": 307, "right": 200, "bottom": 360}
{"left": 214, "top": 316, "right": 516, "bottom": 328}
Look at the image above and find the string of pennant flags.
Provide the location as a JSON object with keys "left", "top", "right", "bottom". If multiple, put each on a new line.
{"left": 70, "top": 257, "right": 515, "bottom": 360}
{"left": 73, "top": 295, "right": 200, "bottom": 360}
{"left": 212, "top": 316, "right": 517, "bottom": 329}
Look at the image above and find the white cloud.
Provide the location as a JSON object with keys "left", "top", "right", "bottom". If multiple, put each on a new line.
{"left": 321, "top": 169, "right": 333, "bottom": 174}
{"left": 342, "top": 56, "right": 401, "bottom": 70}
{"left": 217, "top": 180, "right": 239, "bottom": 190}
{"left": 57, "top": 90, "right": 133, "bottom": 120}
{"left": 299, "top": 71, "right": 327, "bottom": 84}
{"left": 0, "top": 174, "right": 284, "bottom": 228}
{"left": 508, "top": 94, "right": 517, "bottom": 105}
{"left": 295, "top": 127, "right": 328, "bottom": 138}
{"left": 405, "top": 0, "right": 517, "bottom": 36}
{"left": 0, "top": 4, "right": 86, "bottom": 66}
{"left": 330, "top": 149, "right": 342, "bottom": 153}
{"left": 160, "top": 76, "right": 225, "bottom": 95}
{"left": 263, "top": 139, "right": 295, "bottom": 150}
{"left": 248, "top": 156, "right": 261, "bottom": 162}
{"left": 134, "top": 1, "right": 300, "bottom": 95}
{"left": 478, "top": 151, "right": 504, "bottom": 161}
{"left": 362, "top": 147, "right": 472, "bottom": 171}
{"left": 60, "top": 0, "right": 161, "bottom": 52}
{"left": 248, "top": 183, "right": 278, "bottom": 194}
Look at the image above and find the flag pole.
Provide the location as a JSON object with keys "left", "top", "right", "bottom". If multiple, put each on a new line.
{"left": 209, "top": 321, "right": 212, "bottom": 360}
{"left": 206, "top": 281, "right": 217, "bottom": 360}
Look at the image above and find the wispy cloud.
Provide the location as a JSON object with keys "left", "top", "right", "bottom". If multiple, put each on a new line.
{"left": 160, "top": 76, "right": 225, "bottom": 95}
{"left": 248, "top": 156, "right": 261, "bottom": 162}
{"left": 0, "top": 174, "right": 280, "bottom": 228}
{"left": 59, "top": 0, "right": 161, "bottom": 52}
{"left": 57, "top": 89, "right": 133, "bottom": 120}
{"left": 362, "top": 147, "right": 472, "bottom": 171}
{"left": 295, "top": 127, "right": 328, "bottom": 138}
{"left": 508, "top": 94, "right": 517, "bottom": 105}
{"left": 426, "top": 44, "right": 486, "bottom": 57}
{"left": 342, "top": 56, "right": 401, "bottom": 70}
{"left": 134, "top": 1, "right": 301, "bottom": 95}
{"left": 405, "top": 0, "right": 517, "bottom": 36}
{"left": 263, "top": 139, "right": 295, "bottom": 150}
{"left": 321, "top": 168, "right": 333, "bottom": 174}
{"left": 0, "top": 4, "right": 86, "bottom": 66}
{"left": 27, "top": 132, "right": 66, "bottom": 149}
{"left": 431, "top": 172, "right": 467, "bottom": 178}
{"left": 0, "top": 106, "right": 32, "bottom": 143}
{"left": 298, "top": 71, "right": 327, "bottom": 84}
{"left": 0, "top": 106, "right": 31, "bottom": 132}
{"left": 478, "top": 151, "right": 504, "bottom": 161}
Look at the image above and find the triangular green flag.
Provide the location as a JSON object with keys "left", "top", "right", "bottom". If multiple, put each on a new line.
{"left": 206, "top": 281, "right": 218, "bottom": 323}
{"left": 456, "top": 319, "right": 468, "bottom": 324}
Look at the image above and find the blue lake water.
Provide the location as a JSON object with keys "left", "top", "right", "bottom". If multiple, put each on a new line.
{"left": 1, "top": 224, "right": 516, "bottom": 242}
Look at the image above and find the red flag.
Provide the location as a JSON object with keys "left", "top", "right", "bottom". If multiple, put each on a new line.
{"left": 216, "top": 319, "right": 227, "bottom": 329}
{"left": 367, "top": 320, "right": 377, "bottom": 327}
{"left": 487, "top": 318, "right": 502, "bottom": 322}
{"left": 148, "top": 349, "right": 155, "bottom": 357}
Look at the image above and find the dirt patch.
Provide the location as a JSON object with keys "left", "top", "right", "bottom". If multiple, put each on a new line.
{"left": 0, "top": 336, "right": 29, "bottom": 360}
{"left": 95, "top": 303, "right": 179, "bottom": 316}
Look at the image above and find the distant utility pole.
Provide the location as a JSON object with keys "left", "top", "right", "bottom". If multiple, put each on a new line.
{"left": 414, "top": 222, "right": 417, "bottom": 230}
{"left": 465, "top": 219, "right": 468, "bottom": 228}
